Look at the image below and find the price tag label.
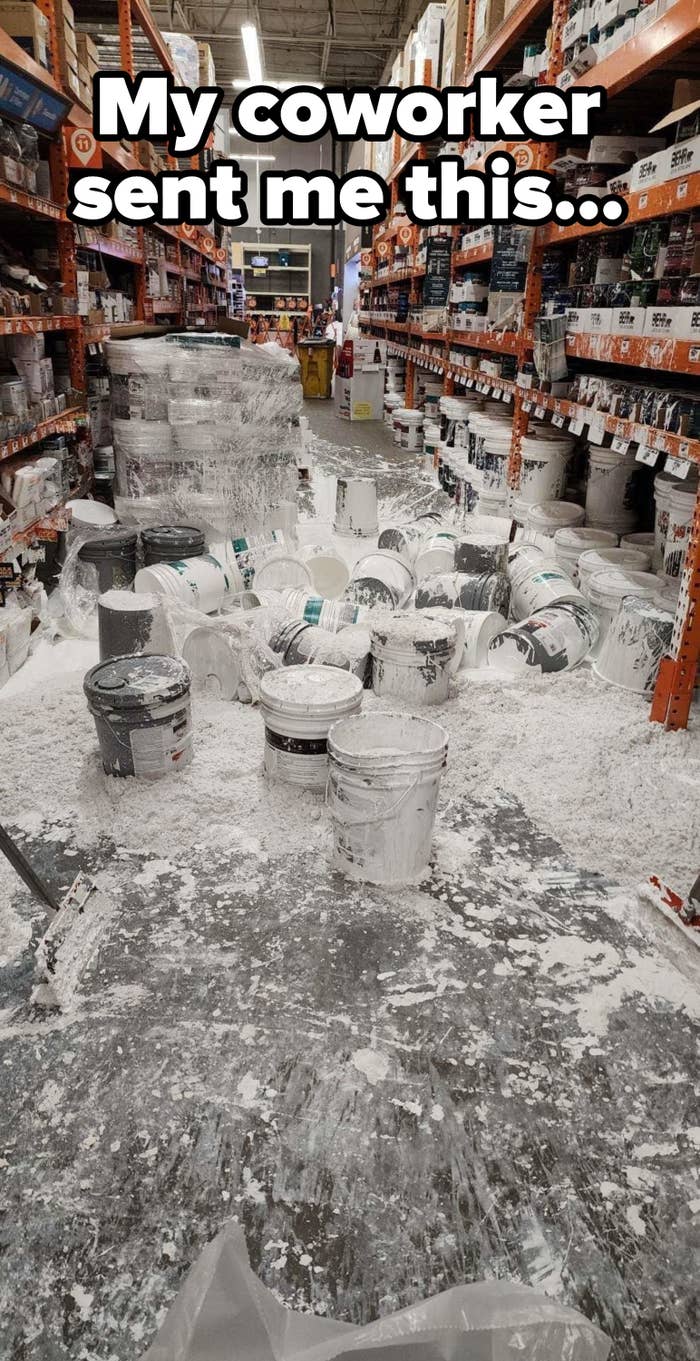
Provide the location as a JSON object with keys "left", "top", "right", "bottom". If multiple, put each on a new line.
{"left": 665, "top": 454, "right": 693, "bottom": 479}
{"left": 568, "top": 415, "right": 584, "bottom": 435}
{"left": 535, "top": 405, "right": 546, "bottom": 420}
{"left": 611, "top": 436, "right": 629, "bottom": 455}
{"left": 466, "top": 378, "right": 475, "bottom": 388}
{"left": 522, "top": 400, "right": 533, "bottom": 414}
{"left": 636, "top": 445, "right": 659, "bottom": 467}
{"left": 588, "top": 417, "right": 606, "bottom": 445}
{"left": 492, "top": 387, "right": 502, "bottom": 399}
{"left": 503, "top": 391, "right": 513, "bottom": 403}
{"left": 552, "top": 412, "right": 566, "bottom": 428}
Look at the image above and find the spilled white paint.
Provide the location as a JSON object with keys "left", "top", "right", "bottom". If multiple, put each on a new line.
{"left": 350, "top": 1048, "right": 390, "bottom": 1086}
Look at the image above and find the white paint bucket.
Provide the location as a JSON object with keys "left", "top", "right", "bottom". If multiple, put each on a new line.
{"left": 508, "top": 543, "right": 583, "bottom": 619}
{"left": 586, "top": 568, "right": 660, "bottom": 658}
{"left": 553, "top": 527, "right": 619, "bottom": 584}
{"left": 334, "top": 477, "right": 378, "bottom": 537}
{"left": 333, "top": 624, "right": 372, "bottom": 685}
{"left": 475, "top": 487, "right": 508, "bottom": 518}
{"left": 281, "top": 623, "right": 358, "bottom": 672}
{"left": 214, "top": 531, "right": 287, "bottom": 591}
{"left": 67, "top": 498, "right": 118, "bottom": 532}
{"left": 594, "top": 595, "right": 675, "bottom": 694}
{"left": 84, "top": 654, "right": 193, "bottom": 779}
{"left": 526, "top": 501, "right": 585, "bottom": 537}
{"left": 98, "top": 590, "right": 174, "bottom": 662}
{"left": 462, "top": 610, "right": 507, "bottom": 668}
{"left": 396, "top": 408, "right": 424, "bottom": 452}
{"left": 297, "top": 543, "right": 350, "bottom": 598}
{"left": 370, "top": 611, "right": 457, "bottom": 705}
{"left": 653, "top": 471, "right": 678, "bottom": 570}
{"left": 253, "top": 552, "right": 314, "bottom": 592}
{"left": 384, "top": 392, "right": 403, "bottom": 427}
{"left": 578, "top": 546, "right": 651, "bottom": 599}
{"left": 488, "top": 602, "right": 599, "bottom": 674}
{"left": 585, "top": 444, "right": 639, "bottom": 531}
{"left": 327, "top": 711, "right": 448, "bottom": 884}
{"left": 479, "top": 431, "right": 512, "bottom": 496}
{"left": 518, "top": 433, "right": 571, "bottom": 506}
{"left": 266, "top": 499, "right": 298, "bottom": 544}
{"left": 182, "top": 626, "right": 242, "bottom": 699}
{"left": 134, "top": 553, "right": 229, "bottom": 614}
{"left": 279, "top": 588, "right": 364, "bottom": 631}
{"left": 414, "top": 532, "right": 457, "bottom": 581}
{"left": 413, "top": 570, "right": 510, "bottom": 616}
{"left": 345, "top": 551, "right": 414, "bottom": 608}
{"left": 412, "top": 605, "right": 465, "bottom": 674}
{"left": 454, "top": 533, "right": 509, "bottom": 575}
{"left": 662, "top": 484, "right": 697, "bottom": 580}
{"left": 378, "top": 518, "right": 447, "bottom": 566}
{"left": 260, "top": 664, "right": 363, "bottom": 791}
{"left": 620, "top": 531, "right": 655, "bottom": 556}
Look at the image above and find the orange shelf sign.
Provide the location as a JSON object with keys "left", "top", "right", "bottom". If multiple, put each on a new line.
{"left": 64, "top": 126, "right": 102, "bottom": 171}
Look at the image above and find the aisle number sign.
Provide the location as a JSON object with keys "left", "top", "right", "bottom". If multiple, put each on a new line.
{"left": 64, "top": 126, "right": 102, "bottom": 170}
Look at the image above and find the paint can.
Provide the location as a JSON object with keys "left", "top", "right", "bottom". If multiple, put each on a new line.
{"left": 345, "top": 551, "right": 414, "bottom": 608}
{"left": 461, "top": 610, "right": 507, "bottom": 668}
{"left": 508, "top": 543, "right": 584, "bottom": 619}
{"left": 280, "top": 622, "right": 355, "bottom": 672}
{"left": 278, "top": 588, "right": 364, "bottom": 631}
{"left": 414, "top": 532, "right": 458, "bottom": 580}
{"left": 334, "top": 624, "right": 373, "bottom": 685}
{"left": 215, "top": 530, "right": 287, "bottom": 590}
{"left": 585, "top": 568, "right": 660, "bottom": 658}
{"left": 413, "top": 570, "right": 510, "bottom": 615}
{"left": 251, "top": 552, "right": 314, "bottom": 592}
{"left": 134, "top": 553, "right": 229, "bottom": 614}
{"left": 518, "top": 431, "right": 571, "bottom": 505}
{"left": 578, "top": 545, "right": 651, "bottom": 599}
{"left": 553, "top": 527, "right": 619, "bottom": 584}
{"left": 370, "top": 611, "right": 457, "bottom": 705}
{"left": 662, "top": 484, "right": 697, "bottom": 580}
{"left": 409, "top": 604, "right": 465, "bottom": 674}
{"left": 77, "top": 528, "right": 139, "bottom": 593}
{"left": 594, "top": 595, "right": 675, "bottom": 694}
{"left": 585, "top": 443, "right": 639, "bottom": 532}
{"left": 653, "top": 471, "right": 678, "bottom": 570}
{"left": 334, "top": 477, "right": 378, "bottom": 537}
{"left": 182, "top": 626, "right": 242, "bottom": 700}
{"left": 98, "top": 590, "right": 174, "bottom": 662}
{"left": 84, "top": 654, "right": 193, "bottom": 779}
{"left": 260, "top": 664, "right": 363, "bottom": 791}
{"left": 525, "top": 501, "right": 585, "bottom": 538}
{"left": 454, "top": 532, "right": 509, "bottom": 575}
{"left": 67, "top": 498, "right": 118, "bottom": 535}
{"left": 141, "top": 525, "right": 206, "bottom": 566}
{"left": 327, "top": 711, "right": 448, "bottom": 884}
{"left": 297, "top": 543, "right": 350, "bottom": 599}
{"left": 620, "top": 531, "right": 655, "bottom": 556}
{"left": 488, "top": 602, "right": 599, "bottom": 674}
{"left": 378, "top": 518, "right": 447, "bottom": 566}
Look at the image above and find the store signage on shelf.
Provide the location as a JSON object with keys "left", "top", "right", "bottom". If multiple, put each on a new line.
{"left": 0, "top": 60, "right": 69, "bottom": 133}
{"left": 665, "top": 455, "right": 693, "bottom": 478}
{"left": 64, "top": 126, "right": 102, "bottom": 170}
{"left": 636, "top": 445, "right": 659, "bottom": 466}
{"left": 423, "top": 236, "right": 452, "bottom": 307}
{"left": 215, "top": 247, "right": 227, "bottom": 264}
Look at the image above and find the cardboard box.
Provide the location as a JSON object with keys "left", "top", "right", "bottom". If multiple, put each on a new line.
{"left": 588, "top": 308, "right": 612, "bottom": 333}
{"left": 611, "top": 307, "right": 645, "bottom": 335}
{"left": 629, "top": 147, "right": 670, "bottom": 191}
{"left": 566, "top": 308, "right": 590, "bottom": 334}
{"left": 336, "top": 372, "right": 384, "bottom": 421}
{"left": 197, "top": 41, "right": 216, "bottom": 85}
{"left": 441, "top": 0, "right": 470, "bottom": 84}
{"left": 76, "top": 32, "right": 99, "bottom": 74}
{"left": 587, "top": 135, "right": 665, "bottom": 164}
{"left": 643, "top": 306, "right": 677, "bottom": 338}
{"left": 667, "top": 134, "right": 700, "bottom": 182}
{"left": 0, "top": 2, "right": 50, "bottom": 69}
{"left": 474, "top": 0, "right": 505, "bottom": 56}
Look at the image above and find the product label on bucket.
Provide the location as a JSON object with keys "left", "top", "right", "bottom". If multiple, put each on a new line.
{"left": 130, "top": 716, "right": 192, "bottom": 778}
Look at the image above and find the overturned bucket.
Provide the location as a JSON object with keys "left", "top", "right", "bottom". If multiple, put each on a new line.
{"left": 327, "top": 711, "right": 448, "bottom": 884}
{"left": 334, "top": 477, "right": 378, "bottom": 537}
{"left": 345, "top": 550, "right": 414, "bottom": 608}
{"left": 98, "top": 589, "right": 174, "bottom": 661}
{"left": 594, "top": 594, "right": 675, "bottom": 694}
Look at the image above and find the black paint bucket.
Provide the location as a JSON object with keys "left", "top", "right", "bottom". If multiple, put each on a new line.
{"left": 84, "top": 654, "right": 193, "bottom": 779}
{"left": 141, "top": 525, "right": 206, "bottom": 566}
{"left": 78, "top": 529, "right": 138, "bottom": 592}
{"left": 97, "top": 590, "right": 174, "bottom": 662}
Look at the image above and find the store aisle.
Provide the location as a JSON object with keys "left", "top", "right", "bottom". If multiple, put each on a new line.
{"left": 0, "top": 417, "right": 698, "bottom": 1361}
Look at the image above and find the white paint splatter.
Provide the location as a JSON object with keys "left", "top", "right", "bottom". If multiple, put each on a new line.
{"left": 236, "top": 1073, "right": 260, "bottom": 1108}
{"left": 626, "top": 1205, "right": 646, "bottom": 1237}
{"left": 350, "top": 1048, "right": 389, "bottom": 1086}
{"left": 391, "top": 1097, "right": 422, "bottom": 1117}
{"left": 430, "top": 1104, "right": 444, "bottom": 1122}
{"left": 70, "top": 1285, "right": 94, "bottom": 1320}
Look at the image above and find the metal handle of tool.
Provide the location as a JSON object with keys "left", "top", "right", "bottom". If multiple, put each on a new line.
{"left": 0, "top": 822, "right": 61, "bottom": 913}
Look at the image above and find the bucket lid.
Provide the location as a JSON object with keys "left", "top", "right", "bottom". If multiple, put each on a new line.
{"left": 579, "top": 546, "right": 649, "bottom": 575}
{"left": 260, "top": 664, "right": 362, "bottom": 716}
{"left": 526, "top": 501, "right": 585, "bottom": 528}
{"left": 141, "top": 525, "right": 206, "bottom": 552}
{"left": 586, "top": 568, "right": 659, "bottom": 606}
{"left": 84, "top": 654, "right": 190, "bottom": 709}
{"left": 99, "top": 589, "right": 159, "bottom": 611}
{"left": 554, "top": 527, "right": 618, "bottom": 551}
{"left": 370, "top": 610, "right": 456, "bottom": 651}
{"left": 68, "top": 499, "right": 118, "bottom": 527}
{"left": 78, "top": 529, "right": 139, "bottom": 560}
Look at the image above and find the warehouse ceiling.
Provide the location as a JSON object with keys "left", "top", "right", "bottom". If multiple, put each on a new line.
{"left": 150, "top": 1, "right": 427, "bottom": 88}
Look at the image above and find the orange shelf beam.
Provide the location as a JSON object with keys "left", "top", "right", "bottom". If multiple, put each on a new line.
{"left": 566, "top": 332, "right": 700, "bottom": 377}
{"left": 0, "top": 315, "right": 79, "bottom": 336}
{"left": 447, "top": 328, "right": 525, "bottom": 355}
{"left": 541, "top": 170, "right": 700, "bottom": 245}
{"left": 453, "top": 243, "right": 494, "bottom": 267}
{"left": 574, "top": 0, "right": 700, "bottom": 95}
{"left": 0, "top": 406, "right": 85, "bottom": 464}
{"left": 0, "top": 181, "right": 63, "bottom": 219}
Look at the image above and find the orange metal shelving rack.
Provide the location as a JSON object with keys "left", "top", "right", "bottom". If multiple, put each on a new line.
{"left": 361, "top": 0, "right": 700, "bottom": 730}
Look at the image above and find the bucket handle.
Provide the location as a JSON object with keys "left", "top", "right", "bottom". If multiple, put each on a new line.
{"left": 325, "top": 771, "right": 420, "bottom": 829}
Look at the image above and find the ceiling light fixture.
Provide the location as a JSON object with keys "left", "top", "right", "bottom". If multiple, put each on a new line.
{"left": 240, "top": 22, "right": 263, "bottom": 84}
{"left": 231, "top": 79, "right": 324, "bottom": 90}
{"left": 236, "top": 154, "right": 276, "bottom": 162}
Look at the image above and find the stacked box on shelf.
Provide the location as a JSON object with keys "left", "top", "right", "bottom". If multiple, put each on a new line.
{"left": 442, "top": 0, "right": 470, "bottom": 86}
{"left": 54, "top": 0, "right": 81, "bottom": 102}
{"left": 0, "top": 2, "right": 50, "bottom": 69}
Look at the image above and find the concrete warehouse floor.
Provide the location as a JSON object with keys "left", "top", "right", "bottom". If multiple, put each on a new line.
{"left": 0, "top": 401, "right": 698, "bottom": 1360}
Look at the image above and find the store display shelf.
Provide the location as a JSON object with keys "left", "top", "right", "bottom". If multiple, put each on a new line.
{"left": 464, "top": 0, "right": 551, "bottom": 82}
{"left": 541, "top": 171, "right": 700, "bottom": 246}
{"left": 372, "top": 266, "right": 426, "bottom": 286}
{"left": 527, "top": 389, "right": 700, "bottom": 464}
{"left": 77, "top": 235, "right": 142, "bottom": 263}
{"left": 452, "top": 244, "right": 494, "bottom": 267}
{"left": 0, "top": 23, "right": 70, "bottom": 108}
{"left": 0, "top": 407, "right": 85, "bottom": 464}
{"left": 0, "top": 316, "right": 79, "bottom": 336}
{"left": 382, "top": 339, "right": 519, "bottom": 399}
{"left": 83, "top": 324, "right": 112, "bottom": 345}
{"left": 566, "top": 332, "right": 700, "bottom": 376}
{"left": 10, "top": 475, "right": 91, "bottom": 553}
{"left": 146, "top": 299, "right": 181, "bottom": 314}
{"left": 573, "top": 0, "right": 699, "bottom": 96}
{"left": 447, "top": 328, "right": 525, "bottom": 354}
{"left": 0, "top": 182, "right": 63, "bottom": 220}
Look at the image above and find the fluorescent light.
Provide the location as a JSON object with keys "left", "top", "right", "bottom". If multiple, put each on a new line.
{"left": 231, "top": 79, "right": 324, "bottom": 90}
{"left": 236, "top": 154, "right": 276, "bottom": 162}
{"left": 241, "top": 23, "right": 263, "bottom": 84}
